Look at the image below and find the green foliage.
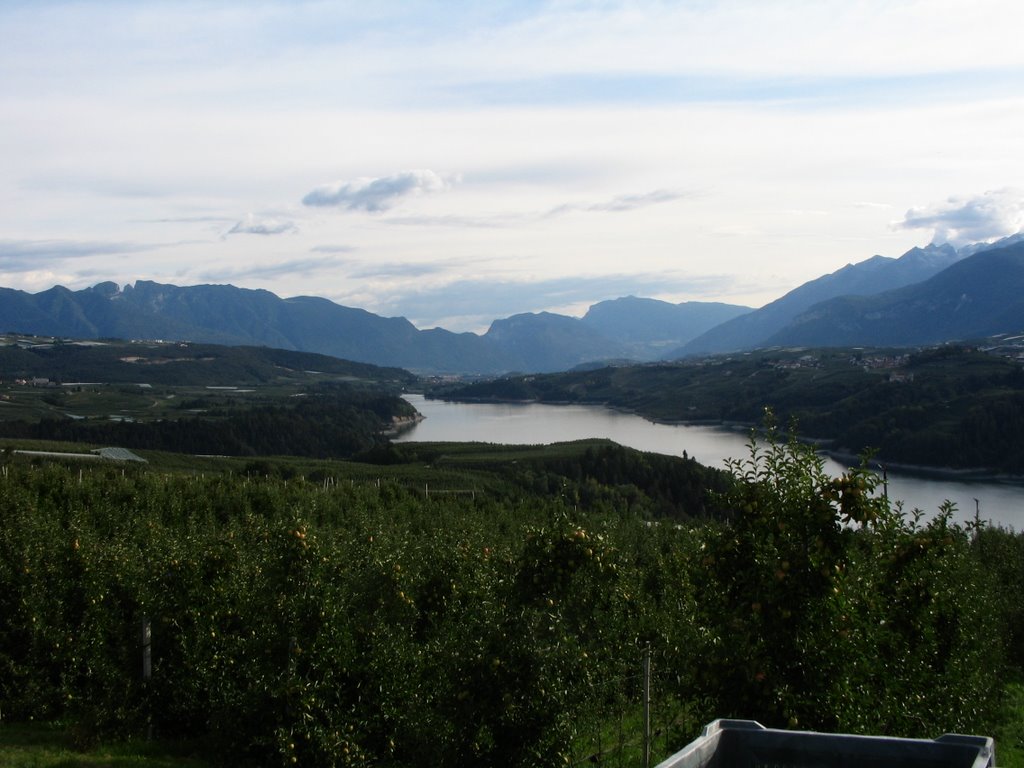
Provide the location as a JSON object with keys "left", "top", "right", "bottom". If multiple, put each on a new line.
{"left": 515, "top": 442, "right": 733, "bottom": 519}
{"left": 974, "top": 526, "right": 1024, "bottom": 670}
{"left": 695, "top": 416, "right": 1006, "bottom": 736}
{"left": 0, "top": 465, "right": 643, "bottom": 765}
{"left": 0, "top": 389, "right": 412, "bottom": 459}
{"left": 0, "top": 427, "right": 1018, "bottom": 766}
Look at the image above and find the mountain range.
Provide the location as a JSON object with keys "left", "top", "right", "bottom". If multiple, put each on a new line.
{"left": 0, "top": 234, "right": 1022, "bottom": 374}
{"left": 679, "top": 234, "right": 1024, "bottom": 356}
{"left": 675, "top": 242, "right": 964, "bottom": 356}
{"left": 0, "top": 281, "right": 748, "bottom": 374}
{"left": 766, "top": 238, "right": 1024, "bottom": 347}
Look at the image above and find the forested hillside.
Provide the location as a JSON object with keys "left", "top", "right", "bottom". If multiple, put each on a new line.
{"left": 0, "top": 386, "right": 417, "bottom": 458}
{"left": 436, "top": 344, "right": 1024, "bottom": 473}
{"left": 0, "top": 337, "right": 415, "bottom": 387}
{"left": 0, "top": 336, "right": 419, "bottom": 459}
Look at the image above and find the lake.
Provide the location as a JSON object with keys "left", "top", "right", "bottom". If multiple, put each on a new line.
{"left": 395, "top": 394, "right": 1024, "bottom": 530}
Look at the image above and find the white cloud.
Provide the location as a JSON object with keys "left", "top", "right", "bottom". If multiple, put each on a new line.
{"left": 396, "top": 0, "right": 1024, "bottom": 102}
{"left": 302, "top": 170, "right": 454, "bottom": 212}
{"left": 381, "top": 188, "right": 689, "bottom": 229}
{"left": 546, "top": 189, "right": 688, "bottom": 217}
{"left": 893, "top": 189, "right": 1024, "bottom": 246}
{"left": 310, "top": 244, "right": 356, "bottom": 254}
{"left": 7, "top": 2, "right": 1024, "bottom": 107}
{"left": 199, "top": 255, "right": 345, "bottom": 283}
{"left": 226, "top": 214, "right": 297, "bottom": 236}
{"left": 0, "top": 238, "right": 155, "bottom": 269}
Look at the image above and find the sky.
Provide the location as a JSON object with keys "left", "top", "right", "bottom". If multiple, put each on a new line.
{"left": 2, "top": 0, "right": 1024, "bottom": 333}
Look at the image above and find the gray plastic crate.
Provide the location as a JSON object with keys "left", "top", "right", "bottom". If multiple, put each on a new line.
{"left": 655, "top": 719, "right": 995, "bottom": 768}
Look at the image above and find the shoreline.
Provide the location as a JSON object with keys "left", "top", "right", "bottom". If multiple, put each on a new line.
{"left": 427, "top": 393, "right": 1024, "bottom": 485}
{"left": 822, "top": 449, "right": 1024, "bottom": 486}
{"left": 381, "top": 412, "right": 426, "bottom": 437}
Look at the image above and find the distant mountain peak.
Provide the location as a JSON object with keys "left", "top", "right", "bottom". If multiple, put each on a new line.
{"left": 900, "top": 242, "right": 959, "bottom": 266}
{"left": 676, "top": 240, "right": 968, "bottom": 357}
{"left": 581, "top": 296, "right": 750, "bottom": 355}
{"left": 89, "top": 281, "right": 121, "bottom": 298}
{"left": 956, "top": 231, "right": 1024, "bottom": 259}
{"left": 764, "top": 239, "right": 1024, "bottom": 348}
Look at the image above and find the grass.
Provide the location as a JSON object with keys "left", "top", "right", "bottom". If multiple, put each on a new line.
{"left": 570, "top": 695, "right": 702, "bottom": 767}
{"left": 0, "top": 723, "right": 210, "bottom": 768}
{"left": 3, "top": 686, "right": 1022, "bottom": 768}
{"left": 996, "top": 681, "right": 1024, "bottom": 768}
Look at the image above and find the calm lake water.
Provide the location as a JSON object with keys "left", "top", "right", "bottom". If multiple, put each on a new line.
{"left": 395, "top": 394, "right": 1024, "bottom": 530}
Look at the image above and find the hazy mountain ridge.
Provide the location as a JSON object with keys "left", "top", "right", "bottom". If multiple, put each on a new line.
{"left": 675, "top": 242, "right": 965, "bottom": 356}
{"left": 1, "top": 235, "right": 1022, "bottom": 372}
{"left": 580, "top": 296, "right": 750, "bottom": 356}
{"left": 0, "top": 280, "right": 748, "bottom": 374}
{"left": 483, "top": 312, "right": 631, "bottom": 372}
{"left": 766, "top": 239, "right": 1024, "bottom": 347}
{"left": 481, "top": 299, "right": 752, "bottom": 370}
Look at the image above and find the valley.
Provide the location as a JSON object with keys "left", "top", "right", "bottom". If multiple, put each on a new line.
{"left": 6, "top": 4, "right": 1024, "bottom": 765}
{"left": 1, "top": 322, "right": 1023, "bottom": 767}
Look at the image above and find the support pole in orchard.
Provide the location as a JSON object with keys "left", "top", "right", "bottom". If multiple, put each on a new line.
{"left": 643, "top": 643, "right": 652, "bottom": 768}
{"left": 141, "top": 617, "right": 152, "bottom": 740}
{"left": 141, "top": 618, "right": 151, "bottom": 680}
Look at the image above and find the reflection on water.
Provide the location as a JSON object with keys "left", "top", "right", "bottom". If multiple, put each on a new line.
{"left": 395, "top": 394, "right": 1024, "bottom": 530}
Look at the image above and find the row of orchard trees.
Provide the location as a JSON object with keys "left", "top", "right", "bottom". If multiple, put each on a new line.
{"left": 0, "top": 431, "right": 1021, "bottom": 767}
